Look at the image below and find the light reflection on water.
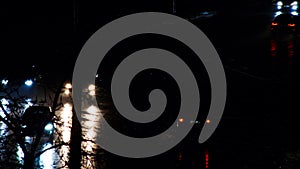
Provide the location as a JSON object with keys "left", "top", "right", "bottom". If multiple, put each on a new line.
{"left": 17, "top": 144, "right": 24, "bottom": 164}
{"left": 270, "top": 39, "right": 277, "bottom": 57}
{"left": 176, "top": 148, "right": 210, "bottom": 169}
{"left": 12, "top": 84, "right": 212, "bottom": 169}
{"left": 56, "top": 103, "right": 73, "bottom": 169}
{"left": 82, "top": 105, "right": 101, "bottom": 141}
{"left": 287, "top": 40, "right": 295, "bottom": 59}
{"left": 39, "top": 143, "right": 59, "bottom": 169}
{"left": 2, "top": 84, "right": 104, "bottom": 168}
{"left": 16, "top": 103, "right": 73, "bottom": 169}
{"left": 60, "top": 103, "right": 72, "bottom": 143}
{"left": 36, "top": 86, "right": 102, "bottom": 169}
{"left": 270, "top": 36, "right": 296, "bottom": 65}
{"left": 80, "top": 103, "right": 102, "bottom": 168}
{"left": 205, "top": 150, "right": 209, "bottom": 169}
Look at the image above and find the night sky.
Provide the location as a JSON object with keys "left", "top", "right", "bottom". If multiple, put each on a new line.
{"left": 1, "top": 0, "right": 266, "bottom": 79}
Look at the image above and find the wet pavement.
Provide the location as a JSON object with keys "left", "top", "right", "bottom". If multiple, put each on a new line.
{"left": 189, "top": 6, "right": 300, "bottom": 169}
{"left": 97, "top": 5, "right": 300, "bottom": 169}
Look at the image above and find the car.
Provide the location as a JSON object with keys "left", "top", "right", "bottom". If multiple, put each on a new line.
{"left": 274, "top": 0, "right": 298, "bottom": 12}
{"left": 274, "top": 1, "right": 298, "bottom": 11}
{"left": 270, "top": 13, "right": 299, "bottom": 33}
{"left": 21, "top": 106, "right": 53, "bottom": 137}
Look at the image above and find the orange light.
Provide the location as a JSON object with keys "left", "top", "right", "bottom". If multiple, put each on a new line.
{"left": 288, "top": 23, "right": 295, "bottom": 27}
{"left": 206, "top": 119, "right": 211, "bottom": 124}
{"left": 179, "top": 118, "right": 184, "bottom": 123}
{"left": 272, "top": 22, "right": 278, "bottom": 26}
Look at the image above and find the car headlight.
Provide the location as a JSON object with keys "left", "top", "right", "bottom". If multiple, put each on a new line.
{"left": 292, "top": 5, "right": 298, "bottom": 10}
{"left": 291, "top": 1, "right": 298, "bottom": 6}
{"left": 291, "top": 11, "right": 299, "bottom": 16}
{"left": 44, "top": 123, "right": 54, "bottom": 131}
{"left": 277, "top": 1, "right": 283, "bottom": 6}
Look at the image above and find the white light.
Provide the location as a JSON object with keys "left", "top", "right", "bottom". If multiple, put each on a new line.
{"left": 292, "top": 5, "right": 298, "bottom": 10}
{"left": 25, "top": 136, "right": 32, "bottom": 143}
{"left": 63, "top": 103, "right": 72, "bottom": 112}
{"left": 291, "top": 1, "right": 298, "bottom": 6}
{"left": 61, "top": 103, "right": 72, "bottom": 143}
{"left": 17, "top": 145, "right": 24, "bottom": 162}
{"left": 44, "top": 123, "right": 54, "bottom": 131}
{"left": 25, "top": 98, "right": 33, "bottom": 107}
{"left": 0, "top": 112, "right": 5, "bottom": 118}
{"left": 275, "top": 11, "right": 283, "bottom": 17}
{"left": 39, "top": 143, "right": 57, "bottom": 169}
{"left": 65, "top": 83, "right": 72, "bottom": 89}
{"left": 25, "top": 79, "right": 33, "bottom": 86}
{"left": 88, "top": 84, "right": 96, "bottom": 96}
{"left": 1, "top": 98, "right": 9, "bottom": 105}
{"left": 88, "top": 84, "right": 95, "bottom": 91}
{"left": 86, "top": 105, "right": 99, "bottom": 114}
{"left": 64, "top": 89, "right": 70, "bottom": 95}
{"left": 0, "top": 99, "right": 9, "bottom": 118}
{"left": 277, "top": 1, "right": 283, "bottom": 6}
{"left": 291, "top": 11, "right": 299, "bottom": 15}
{"left": 24, "top": 101, "right": 33, "bottom": 110}
{"left": 277, "top": 5, "right": 282, "bottom": 10}
{"left": 89, "top": 90, "right": 96, "bottom": 96}
{"left": 1, "top": 79, "right": 8, "bottom": 85}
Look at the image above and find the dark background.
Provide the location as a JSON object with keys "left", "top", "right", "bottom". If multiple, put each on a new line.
{"left": 3, "top": 1, "right": 300, "bottom": 168}
{"left": 0, "top": 0, "right": 269, "bottom": 78}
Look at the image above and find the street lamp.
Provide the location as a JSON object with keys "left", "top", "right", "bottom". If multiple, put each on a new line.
{"left": 65, "top": 83, "right": 72, "bottom": 89}
{"left": 24, "top": 79, "right": 33, "bottom": 87}
{"left": 64, "top": 83, "right": 72, "bottom": 96}
{"left": 1, "top": 79, "right": 8, "bottom": 85}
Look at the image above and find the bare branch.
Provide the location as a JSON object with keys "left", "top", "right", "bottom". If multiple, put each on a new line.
{"left": 34, "top": 142, "right": 69, "bottom": 158}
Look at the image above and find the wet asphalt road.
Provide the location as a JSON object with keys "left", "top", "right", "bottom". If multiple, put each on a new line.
{"left": 193, "top": 6, "right": 300, "bottom": 169}
{"left": 101, "top": 6, "right": 300, "bottom": 169}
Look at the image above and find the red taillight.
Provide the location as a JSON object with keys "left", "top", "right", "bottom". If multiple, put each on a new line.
{"left": 288, "top": 23, "right": 295, "bottom": 27}
{"left": 272, "top": 22, "right": 278, "bottom": 26}
{"left": 205, "top": 150, "right": 209, "bottom": 169}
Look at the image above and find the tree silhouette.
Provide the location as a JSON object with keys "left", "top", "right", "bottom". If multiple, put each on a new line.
{"left": 0, "top": 76, "right": 107, "bottom": 169}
